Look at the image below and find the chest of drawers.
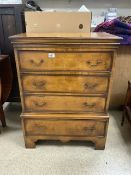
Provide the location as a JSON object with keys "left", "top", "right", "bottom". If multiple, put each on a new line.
{"left": 10, "top": 32, "right": 121, "bottom": 149}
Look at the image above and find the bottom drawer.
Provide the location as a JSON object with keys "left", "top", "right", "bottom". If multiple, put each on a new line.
{"left": 24, "top": 118, "right": 107, "bottom": 137}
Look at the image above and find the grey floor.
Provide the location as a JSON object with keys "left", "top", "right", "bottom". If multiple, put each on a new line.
{"left": 0, "top": 103, "right": 131, "bottom": 175}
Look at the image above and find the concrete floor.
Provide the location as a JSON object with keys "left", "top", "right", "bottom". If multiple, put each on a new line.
{"left": 0, "top": 103, "right": 131, "bottom": 175}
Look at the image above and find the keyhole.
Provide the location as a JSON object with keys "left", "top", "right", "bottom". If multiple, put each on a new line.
{"left": 79, "top": 24, "right": 83, "bottom": 29}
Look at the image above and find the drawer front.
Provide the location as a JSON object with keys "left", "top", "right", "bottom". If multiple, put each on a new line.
{"left": 25, "top": 119, "right": 107, "bottom": 137}
{"left": 19, "top": 51, "right": 112, "bottom": 71}
{"left": 24, "top": 95, "right": 106, "bottom": 113}
{"left": 21, "top": 74, "right": 109, "bottom": 94}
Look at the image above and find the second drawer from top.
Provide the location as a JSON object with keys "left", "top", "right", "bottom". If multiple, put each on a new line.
{"left": 21, "top": 74, "right": 109, "bottom": 94}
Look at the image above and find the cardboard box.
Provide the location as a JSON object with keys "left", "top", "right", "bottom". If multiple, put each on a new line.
{"left": 25, "top": 11, "right": 92, "bottom": 33}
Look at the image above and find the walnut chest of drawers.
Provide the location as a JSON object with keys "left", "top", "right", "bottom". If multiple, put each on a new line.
{"left": 10, "top": 32, "right": 121, "bottom": 149}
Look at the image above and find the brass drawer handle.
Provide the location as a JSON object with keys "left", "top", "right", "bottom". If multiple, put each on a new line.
{"left": 34, "top": 101, "right": 46, "bottom": 107}
{"left": 83, "top": 102, "right": 96, "bottom": 108}
{"left": 30, "top": 59, "right": 44, "bottom": 66}
{"left": 35, "top": 125, "right": 47, "bottom": 130}
{"left": 86, "top": 60, "right": 102, "bottom": 66}
{"left": 83, "top": 127, "right": 95, "bottom": 132}
{"left": 32, "top": 81, "right": 46, "bottom": 89}
{"left": 84, "top": 83, "right": 97, "bottom": 89}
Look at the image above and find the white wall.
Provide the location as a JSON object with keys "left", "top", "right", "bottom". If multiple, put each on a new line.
{"left": 0, "top": 0, "right": 131, "bottom": 16}
{"left": 0, "top": 0, "right": 22, "bottom": 3}
{"left": 36, "top": 0, "right": 131, "bottom": 16}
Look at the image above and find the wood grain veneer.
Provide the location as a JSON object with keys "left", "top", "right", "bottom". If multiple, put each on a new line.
{"left": 10, "top": 32, "right": 121, "bottom": 149}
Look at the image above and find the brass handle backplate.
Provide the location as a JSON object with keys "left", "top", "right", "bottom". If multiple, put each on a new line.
{"left": 34, "top": 101, "right": 46, "bottom": 107}
{"left": 83, "top": 102, "right": 95, "bottom": 108}
{"left": 32, "top": 81, "right": 46, "bottom": 89}
{"left": 83, "top": 127, "right": 95, "bottom": 132}
{"left": 30, "top": 59, "right": 44, "bottom": 66}
{"left": 84, "top": 83, "right": 97, "bottom": 89}
{"left": 86, "top": 60, "right": 102, "bottom": 67}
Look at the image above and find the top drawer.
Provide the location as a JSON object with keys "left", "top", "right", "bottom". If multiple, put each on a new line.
{"left": 18, "top": 51, "right": 112, "bottom": 72}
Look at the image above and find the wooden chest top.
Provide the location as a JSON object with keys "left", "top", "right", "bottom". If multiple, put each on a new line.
{"left": 10, "top": 32, "right": 121, "bottom": 44}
